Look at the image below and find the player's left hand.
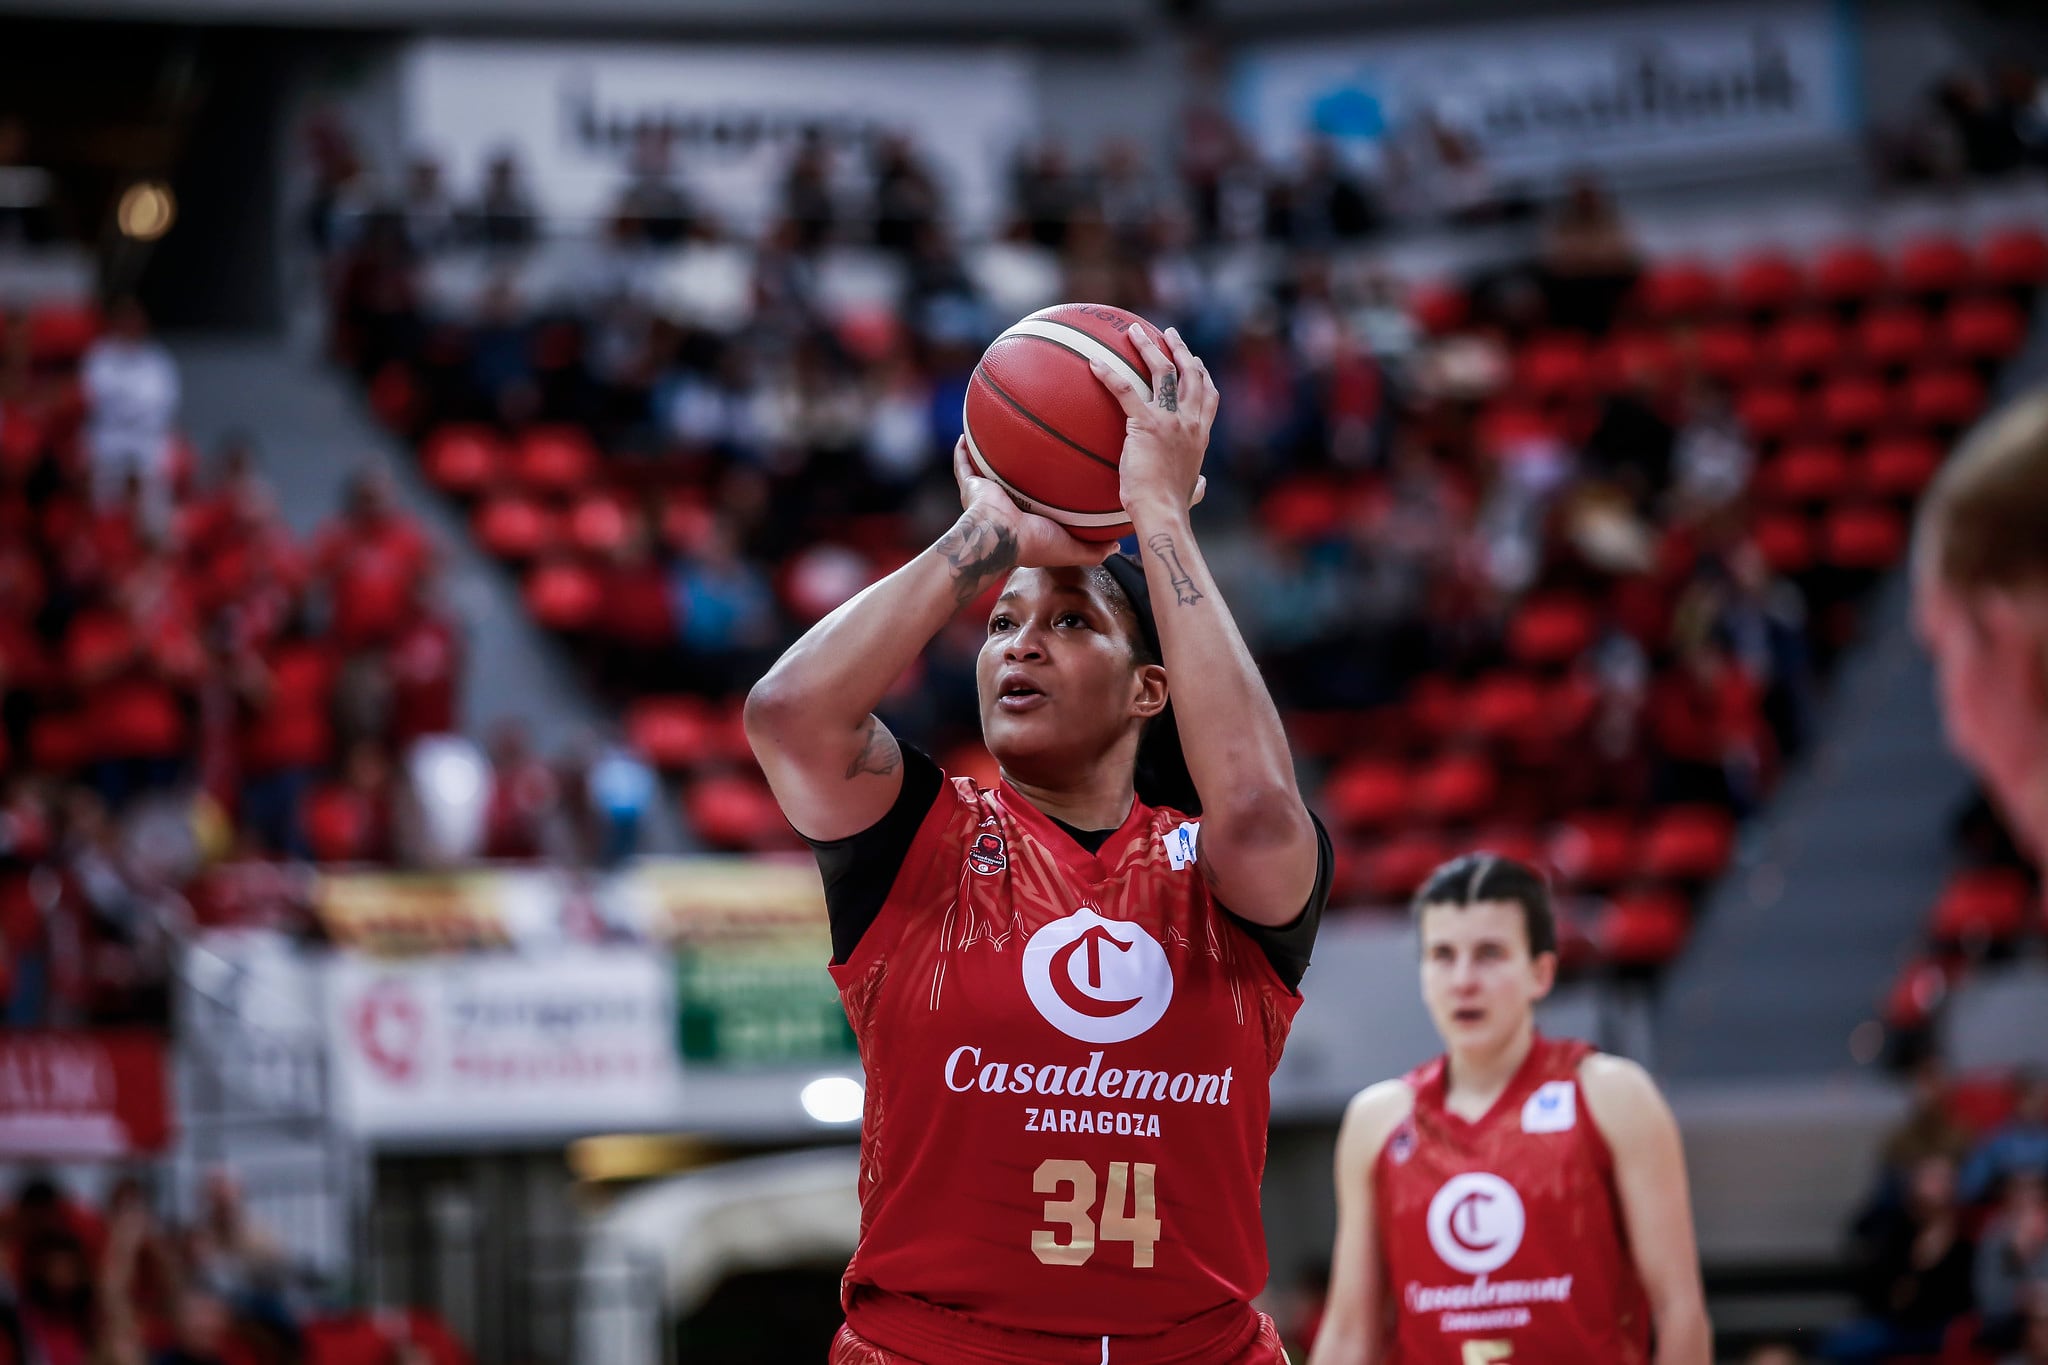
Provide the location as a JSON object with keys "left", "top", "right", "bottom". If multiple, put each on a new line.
{"left": 1089, "top": 323, "right": 1215, "bottom": 522}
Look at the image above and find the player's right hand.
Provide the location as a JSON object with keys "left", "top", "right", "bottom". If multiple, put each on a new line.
{"left": 952, "top": 437, "right": 1114, "bottom": 569}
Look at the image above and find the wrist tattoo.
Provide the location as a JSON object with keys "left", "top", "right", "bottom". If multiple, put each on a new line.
{"left": 936, "top": 515, "right": 1019, "bottom": 604}
{"left": 1146, "top": 533, "right": 1204, "bottom": 606}
{"left": 845, "top": 715, "right": 902, "bottom": 780}
{"left": 1158, "top": 371, "right": 1179, "bottom": 413}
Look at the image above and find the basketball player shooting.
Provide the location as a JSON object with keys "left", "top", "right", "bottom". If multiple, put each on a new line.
{"left": 1308, "top": 856, "right": 1711, "bottom": 1365}
{"left": 1914, "top": 387, "right": 2048, "bottom": 864}
{"left": 745, "top": 321, "right": 1332, "bottom": 1363}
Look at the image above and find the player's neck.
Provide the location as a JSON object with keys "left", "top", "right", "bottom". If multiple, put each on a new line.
{"left": 1444, "top": 1019, "right": 1537, "bottom": 1119}
{"left": 1006, "top": 767, "right": 1136, "bottom": 834}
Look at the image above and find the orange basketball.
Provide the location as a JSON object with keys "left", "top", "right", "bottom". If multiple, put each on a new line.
{"left": 962, "top": 303, "right": 1158, "bottom": 542}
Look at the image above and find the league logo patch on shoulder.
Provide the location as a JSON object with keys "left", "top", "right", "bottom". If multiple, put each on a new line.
{"left": 1388, "top": 1117, "right": 1417, "bottom": 1165}
{"left": 1521, "top": 1080, "right": 1577, "bottom": 1134}
{"left": 968, "top": 831, "right": 1007, "bottom": 876}
{"left": 1162, "top": 820, "right": 1200, "bottom": 871}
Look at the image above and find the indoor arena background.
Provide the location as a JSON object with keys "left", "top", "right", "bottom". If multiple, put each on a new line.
{"left": 1, "top": 0, "right": 2046, "bottom": 1360}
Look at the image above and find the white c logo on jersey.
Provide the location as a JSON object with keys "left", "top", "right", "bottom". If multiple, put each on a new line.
{"left": 1426, "top": 1172, "right": 1526, "bottom": 1276}
{"left": 1021, "top": 908, "right": 1174, "bottom": 1045}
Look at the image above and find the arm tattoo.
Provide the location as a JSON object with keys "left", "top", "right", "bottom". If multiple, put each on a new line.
{"left": 935, "top": 515, "right": 1020, "bottom": 604}
{"left": 1146, "top": 533, "right": 1205, "bottom": 606}
{"left": 1158, "top": 371, "right": 1179, "bottom": 413}
{"left": 845, "top": 715, "right": 901, "bottom": 780}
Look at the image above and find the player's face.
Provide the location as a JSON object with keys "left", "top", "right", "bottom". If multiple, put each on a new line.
{"left": 1914, "top": 568, "right": 2048, "bottom": 856}
{"left": 977, "top": 568, "right": 1165, "bottom": 782}
{"left": 1418, "top": 901, "right": 1556, "bottom": 1054}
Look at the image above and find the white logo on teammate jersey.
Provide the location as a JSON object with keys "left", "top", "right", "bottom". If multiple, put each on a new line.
{"left": 1521, "top": 1080, "right": 1577, "bottom": 1134}
{"left": 1162, "top": 821, "right": 1200, "bottom": 870}
{"left": 1021, "top": 908, "right": 1174, "bottom": 1045}
{"left": 1426, "top": 1172, "right": 1526, "bottom": 1276}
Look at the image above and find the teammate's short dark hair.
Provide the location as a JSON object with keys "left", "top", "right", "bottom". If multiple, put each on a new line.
{"left": 1412, "top": 853, "right": 1557, "bottom": 959}
{"left": 1918, "top": 386, "right": 2048, "bottom": 595}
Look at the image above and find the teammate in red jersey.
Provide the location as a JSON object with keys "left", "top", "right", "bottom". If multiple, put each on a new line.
{"left": 747, "top": 322, "right": 1328, "bottom": 1364}
{"left": 1309, "top": 855, "right": 1710, "bottom": 1365}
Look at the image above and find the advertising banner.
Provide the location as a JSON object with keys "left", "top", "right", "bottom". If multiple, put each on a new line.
{"left": 327, "top": 950, "right": 687, "bottom": 1142}
{"left": 401, "top": 39, "right": 1038, "bottom": 232}
{"left": 0, "top": 1033, "right": 171, "bottom": 1159}
{"left": 1236, "top": 2, "right": 1857, "bottom": 181}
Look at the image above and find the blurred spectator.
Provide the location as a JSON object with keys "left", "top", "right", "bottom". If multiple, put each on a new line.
{"left": 1648, "top": 641, "right": 1767, "bottom": 813}
{"left": 1964, "top": 1072, "right": 2048, "bottom": 1205}
{"left": 1978, "top": 1172, "right": 2048, "bottom": 1346}
{"left": 871, "top": 134, "right": 940, "bottom": 258}
{"left": 614, "top": 128, "right": 694, "bottom": 247}
{"left": 400, "top": 155, "right": 460, "bottom": 257}
{"left": 1093, "top": 138, "right": 1161, "bottom": 254}
{"left": 1883, "top": 1057, "right": 1976, "bottom": 1177}
{"left": 334, "top": 211, "right": 421, "bottom": 380}
{"left": 1539, "top": 173, "right": 1640, "bottom": 335}
{"left": 387, "top": 580, "right": 462, "bottom": 748}
{"left": 780, "top": 131, "right": 837, "bottom": 253}
{"left": 1583, "top": 363, "right": 1675, "bottom": 512}
{"left": 1745, "top": 1346, "right": 1809, "bottom": 1365}
{"left": 234, "top": 605, "right": 336, "bottom": 859}
{"left": 16, "top": 1230, "right": 98, "bottom": 1365}
{"left": 1670, "top": 375, "right": 1753, "bottom": 514}
{"left": 1829, "top": 1152, "right": 1976, "bottom": 1361}
{"left": 82, "top": 299, "right": 181, "bottom": 535}
{"left": 311, "top": 471, "right": 433, "bottom": 654}
{"left": 1267, "top": 140, "right": 1376, "bottom": 248}
{"left": 468, "top": 150, "right": 538, "bottom": 249}
{"left": 2006, "top": 1288, "right": 2048, "bottom": 1365}
{"left": 670, "top": 522, "right": 777, "bottom": 686}
{"left": 482, "top": 719, "right": 556, "bottom": 861}
{"left": 183, "top": 1172, "right": 287, "bottom": 1326}
{"left": 1012, "top": 139, "right": 1082, "bottom": 251}
{"left": 1678, "top": 541, "right": 1814, "bottom": 761}
{"left": 466, "top": 279, "right": 538, "bottom": 425}
{"left": 151, "top": 1290, "right": 235, "bottom": 1365}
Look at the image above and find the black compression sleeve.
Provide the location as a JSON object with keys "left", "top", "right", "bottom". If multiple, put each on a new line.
{"left": 1221, "top": 812, "right": 1334, "bottom": 994}
{"left": 803, "top": 743, "right": 946, "bottom": 964}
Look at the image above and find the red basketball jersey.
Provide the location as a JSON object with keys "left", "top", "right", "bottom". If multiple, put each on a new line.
{"left": 1374, "top": 1035, "right": 1651, "bottom": 1364}
{"left": 830, "top": 771, "right": 1300, "bottom": 1344}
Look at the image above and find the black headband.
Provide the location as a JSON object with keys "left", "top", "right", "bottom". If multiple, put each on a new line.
{"left": 1102, "top": 553, "right": 1202, "bottom": 816}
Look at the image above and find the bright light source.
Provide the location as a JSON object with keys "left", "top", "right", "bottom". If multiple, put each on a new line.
{"left": 117, "top": 182, "right": 176, "bottom": 241}
{"left": 800, "top": 1076, "right": 864, "bottom": 1124}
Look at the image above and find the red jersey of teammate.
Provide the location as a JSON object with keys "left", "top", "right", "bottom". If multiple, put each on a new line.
{"left": 1375, "top": 1033, "right": 1650, "bottom": 1364}
{"left": 832, "top": 770, "right": 1297, "bottom": 1350}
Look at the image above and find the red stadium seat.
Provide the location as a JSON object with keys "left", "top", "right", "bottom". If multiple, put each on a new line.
{"left": 658, "top": 492, "right": 716, "bottom": 556}
{"left": 1855, "top": 304, "right": 1932, "bottom": 369}
{"left": 1884, "top": 956, "right": 1952, "bottom": 1031}
{"left": 1404, "top": 675, "right": 1465, "bottom": 745}
{"left": 1752, "top": 511, "right": 1817, "bottom": 575}
{"left": 512, "top": 425, "right": 600, "bottom": 495}
{"left": 1692, "top": 321, "right": 1759, "bottom": 383}
{"left": 1507, "top": 595, "right": 1597, "bottom": 669}
{"left": 1598, "top": 890, "right": 1691, "bottom": 968}
{"left": 472, "top": 494, "right": 561, "bottom": 561}
{"left": 1903, "top": 365, "right": 1987, "bottom": 429}
{"left": 1326, "top": 758, "right": 1409, "bottom": 832}
{"left": 1757, "top": 442, "right": 1852, "bottom": 506}
{"left": 1736, "top": 382, "right": 1804, "bottom": 443}
{"left": 1942, "top": 295, "right": 2027, "bottom": 361}
{"left": 1547, "top": 812, "right": 1638, "bottom": 889}
{"left": 1638, "top": 259, "right": 1722, "bottom": 320}
{"left": 1477, "top": 404, "right": 1559, "bottom": 456}
{"left": 1470, "top": 825, "right": 1546, "bottom": 872}
{"left": 1639, "top": 805, "right": 1735, "bottom": 883}
{"left": 1947, "top": 1074, "right": 2020, "bottom": 1137}
{"left": 304, "top": 785, "right": 370, "bottom": 863}
{"left": 1516, "top": 334, "right": 1595, "bottom": 399}
{"left": 27, "top": 711, "right": 88, "bottom": 774}
{"left": 1897, "top": 234, "right": 1974, "bottom": 296}
{"left": 1465, "top": 674, "right": 1547, "bottom": 745}
{"left": 1812, "top": 241, "right": 1890, "bottom": 303}
{"left": 1362, "top": 830, "right": 1455, "bottom": 904}
{"left": 422, "top": 425, "right": 505, "bottom": 498}
{"left": 1593, "top": 329, "right": 1678, "bottom": 391}
{"left": 522, "top": 560, "right": 604, "bottom": 632}
{"left": 1729, "top": 250, "right": 1806, "bottom": 314}
{"left": 627, "top": 696, "right": 714, "bottom": 772}
{"left": 1979, "top": 225, "right": 2048, "bottom": 289}
{"left": 1864, "top": 434, "right": 1943, "bottom": 501}
{"left": 1820, "top": 503, "right": 1907, "bottom": 571}
{"left": 1929, "top": 867, "right": 2034, "bottom": 947}
{"left": 685, "top": 773, "right": 793, "bottom": 852}
{"left": 1763, "top": 312, "right": 1845, "bottom": 376}
{"left": 1408, "top": 281, "right": 1469, "bottom": 336}
{"left": 1259, "top": 477, "right": 1345, "bottom": 544}
{"left": 1815, "top": 373, "right": 1894, "bottom": 437}
{"left": 567, "top": 492, "right": 633, "bottom": 555}
{"left": 26, "top": 303, "right": 100, "bottom": 365}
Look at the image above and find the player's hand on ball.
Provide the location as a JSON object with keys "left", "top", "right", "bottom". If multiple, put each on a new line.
{"left": 1091, "top": 323, "right": 1214, "bottom": 522}
{"left": 952, "top": 438, "right": 1112, "bottom": 568}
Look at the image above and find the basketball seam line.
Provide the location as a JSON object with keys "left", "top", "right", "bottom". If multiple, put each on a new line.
{"left": 1017, "top": 317, "right": 1154, "bottom": 394}
{"left": 960, "top": 427, "right": 1129, "bottom": 524}
{"left": 972, "top": 364, "right": 1120, "bottom": 472}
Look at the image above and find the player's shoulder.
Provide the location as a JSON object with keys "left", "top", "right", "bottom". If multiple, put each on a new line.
{"left": 1576, "top": 1052, "right": 1676, "bottom": 1141}
{"left": 1339, "top": 1079, "right": 1417, "bottom": 1160}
